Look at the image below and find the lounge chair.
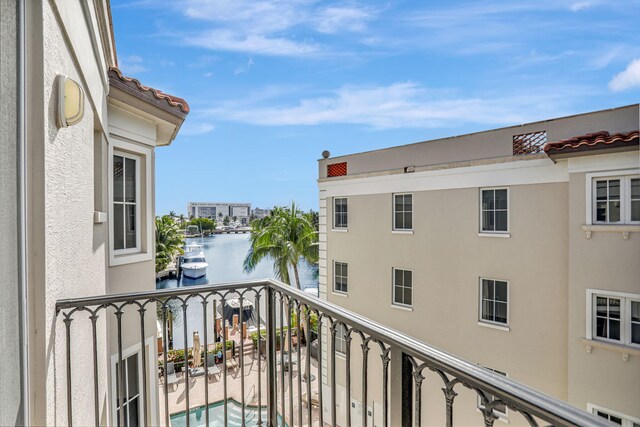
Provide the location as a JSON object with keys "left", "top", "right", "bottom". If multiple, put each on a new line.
{"left": 302, "top": 392, "right": 320, "bottom": 408}
{"left": 165, "top": 362, "right": 178, "bottom": 390}
{"left": 225, "top": 350, "right": 238, "bottom": 370}
{"left": 206, "top": 353, "right": 221, "bottom": 380}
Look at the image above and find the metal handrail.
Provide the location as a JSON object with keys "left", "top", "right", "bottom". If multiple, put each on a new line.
{"left": 56, "top": 278, "right": 609, "bottom": 427}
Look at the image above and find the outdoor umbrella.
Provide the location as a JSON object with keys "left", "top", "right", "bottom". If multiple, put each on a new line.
{"left": 193, "top": 331, "right": 202, "bottom": 368}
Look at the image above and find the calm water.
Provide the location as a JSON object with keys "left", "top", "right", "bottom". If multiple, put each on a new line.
{"left": 157, "top": 234, "right": 318, "bottom": 349}
{"left": 170, "top": 399, "right": 286, "bottom": 427}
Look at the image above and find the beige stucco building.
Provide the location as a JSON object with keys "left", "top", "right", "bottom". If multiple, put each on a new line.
{"left": 318, "top": 105, "right": 640, "bottom": 426}
{"left": 0, "top": 1, "right": 188, "bottom": 425}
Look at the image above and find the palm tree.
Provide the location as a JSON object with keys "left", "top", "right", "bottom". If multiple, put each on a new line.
{"left": 243, "top": 202, "right": 318, "bottom": 289}
{"left": 178, "top": 214, "right": 186, "bottom": 228}
{"left": 155, "top": 215, "right": 185, "bottom": 273}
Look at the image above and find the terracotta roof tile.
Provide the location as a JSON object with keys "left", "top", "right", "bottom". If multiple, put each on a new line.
{"left": 108, "top": 67, "right": 189, "bottom": 115}
{"left": 543, "top": 130, "right": 639, "bottom": 155}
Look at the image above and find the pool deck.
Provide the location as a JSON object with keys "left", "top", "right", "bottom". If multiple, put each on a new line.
{"left": 159, "top": 328, "right": 325, "bottom": 426}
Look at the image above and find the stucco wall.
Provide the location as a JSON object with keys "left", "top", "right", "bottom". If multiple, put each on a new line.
{"left": 0, "top": 0, "right": 24, "bottom": 424}
{"left": 567, "top": 168, "right": 640, "bottom": 419}
{"left": 35, "top": 1, "right": 109, "bottom": 425}
{"left": 324, "top": 181, "right": 570, "bottom": 426}
{"left": 319, "top": 104, "right": 639, "bottom": 179}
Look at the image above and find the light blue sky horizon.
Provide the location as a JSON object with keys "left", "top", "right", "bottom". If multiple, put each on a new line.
{"left": 111, "top": 0, "right": 640, "bottom": 215}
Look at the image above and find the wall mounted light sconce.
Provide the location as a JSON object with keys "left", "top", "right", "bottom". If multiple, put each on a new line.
{"left": 56, "top": 74, "right": 84, "bottom": 128}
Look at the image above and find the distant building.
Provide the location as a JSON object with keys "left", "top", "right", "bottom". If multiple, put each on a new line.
{"left": 188, "top": 202, "right": 251, "bottom": 224}
{"left": 251, "top": 207, "right": 272, "bottom": 219}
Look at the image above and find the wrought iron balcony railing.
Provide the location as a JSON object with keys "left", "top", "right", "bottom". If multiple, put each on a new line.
{"left": 56, "top": 279, "right": 608, "bottom": 427}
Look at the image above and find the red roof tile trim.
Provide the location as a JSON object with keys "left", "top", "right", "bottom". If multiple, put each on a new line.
{"left": 108, "top": 67, "right": 190, "bottom": 114}
{"left": 544, "top": 130, "right": 639, "bottom": 155}
{"left": 327, "top": 162, "right": 347, "bottom": 177}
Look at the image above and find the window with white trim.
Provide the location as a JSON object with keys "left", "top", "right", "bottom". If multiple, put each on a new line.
{"left": 334, "top": 261, "right": 348, "bottom": 293}
{"left": 333, "top": 323, "right": 347, "bottom": 355}
{"left": 590, "top": 292, "right": 640, "bottom": 346}
{"left": 393, "top": 194, "right": 413, "bottom": 230}
{"left": 393, "top": 268, "right": 412, "bottom": 307}
{"left": 592, "top": 175, "right": 640, "bottom": 224}
{"left": 479, "top": 279, "right": 509, "bottom": 326}
{"left": 477, "top": 368, "right": 508, "bottom": 419}
{"left": 334, "top": 198, "right": 348, "bottom": 229}
{"left": 589, "top": 404, "right": 640, "bottom": 427}
{"left": 113, "top": 152, "right": 140, "bottom": 253}
{"left": 115, "top": 353, "right": 141, "bottom": 426}
{"left": 480, "top": 188, "right": 509, "bottom": 232}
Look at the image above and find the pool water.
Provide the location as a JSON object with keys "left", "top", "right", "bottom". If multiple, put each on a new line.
{"left": 170, "top": 399, "right": 287, "bottom": 426}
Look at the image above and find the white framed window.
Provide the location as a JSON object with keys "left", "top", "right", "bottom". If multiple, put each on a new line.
{"left": 392, "top": 268, "right": 413, "bottom": 307}
{"left": 334, "top": 198, "right": 348, "bottom": 229}
{"left": 586, "top": 171, "right": 640, "bottom": 225}
{"left": 108, "top": 139, "right": 153, "bottom": 266}
{"left": 477, "top": 368, "right": 508, "bottom": 419}
{"left": 479, "top": 278, "right": 509, "bottom": 326}
{"left": 112, "top": 152, "right": 141, "bottom": 254}
{"left": 480, "top": 188, "right": 509, "bottom": 233}
{"left": 393, "top": 193, "right": 413, "bottom": 231}
{"left": 588, "top": 403, "right": 640, "bottom": 427}
{"left": 587, "top": 290, "right": 640, "bottom": 347}
{"left": 334, "top": 261, "right": 348, "bottom": 294}
{"left": 112, "top": 351, "right": 143, "bottom": 426}
{"left": 333, "top": 323, "right": 347, "bottom": 355}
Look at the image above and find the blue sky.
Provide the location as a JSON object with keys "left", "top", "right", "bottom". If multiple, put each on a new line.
{"left": 111, "top": 0, "right": 640, "bottom": 215}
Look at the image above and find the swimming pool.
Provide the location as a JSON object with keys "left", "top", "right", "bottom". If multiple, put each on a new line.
{"left": 170, "top": 399, "right": 287, "bottom": 426}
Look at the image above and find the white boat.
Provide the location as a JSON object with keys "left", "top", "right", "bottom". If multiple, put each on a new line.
{"left": 181, "top": 252, "right": 208, "bottom": 279}
{"left": 183, "top": 243, "right": 204, "bottom": 257}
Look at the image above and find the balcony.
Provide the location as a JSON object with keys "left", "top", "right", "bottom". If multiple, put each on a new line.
{"left": 56, "top": 279, "right": 608, "bottom": 426}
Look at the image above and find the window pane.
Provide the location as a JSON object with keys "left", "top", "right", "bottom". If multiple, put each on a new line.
{"left": 404, "top": 288, "right": 412, "bottom": 306}
{"left": 113, "top": 155, "right": 124, "bottom": 202}
{"left": 632, "top": 301, "right": 640, "bottom": 322}
{"left": 495, "top": 282, "right": 507, "bottom": 302}
{"left": 632, "top": 178, "right": 640, "bottom": 198}
{"left": 610, "top": 415, "right": 622, "bottom": 425}
{"left": 495, "top": 189, "right": 508, "bottom": 210}
{"left": 596, "top": 202, "right": 606, "bottom": 222}
{"left": 608, "top": 298, "right": 620, "bottom": 319}
{"left": 482, "top": 190, "right": 494, "bottom": 210}
{"left": 495, "top": 211, "right": 508, "bottom": 231}
{"left": 595, "top": 181, "right": 607, "bottom": 200}
{"left": 125, "top": 158, "right": 136, "bottom": 203}
{"left": 404, "top": 271, "right": 412, "bottom": 288}
{"left": 608, "top": 180, "right": 620, "bottom": 200}
{"left": 482, "top": 210, "right": 494, "bottom": 231}
{"left": 404, "top": 212, "right": 412, "bottom": 229}
{"left": 114, "top": 204, "right": 124, "bottom": 250}
{"left": 395, "top": 269, "right": 403, "bottom": 286}
{"left": 403, "top": 195, "right": 412, "bottom": 210}
{"left": 609, "top": 201, "right": 620, "bottom": 222}
{"left": 608, "top": 319, "right": 620, "bottom": 340}
{"left": 481, "top": 280, "right": 490, "bottom": 299}
{"left": 342, "top": 263, "right": 348, "bottom": 277}
{"left": 632, "top": 200, "right": 640, "bottom": 222}
{"left": 395, "top": 195, "right": 403, "bottom": 211}
{"left": 495, "top": 302, "right": 507, "bottom": 324}
{"left": 127, "top": 355, "right": 139, "bottom": 399}
{"left": 596, "top": 316, "right": 607, "bottom": 338}
{"left": 596, "top": 297, "right": 608, "bottom": 316}
{"left": 128, "top": 398, "right": 139, "bottom": 426}
{"left": 126, "top": 205, "right": 136, "bottom": 248}
{"left": 482, "top": 300, "right": 493, "bottom": 321}
{"left": 394, "top": 286, "right": 402, "bottom": 304}
{"left": 395, "top": 213, "right": 403, "bottom": 229}
{"left": 632, "top": 323, "right": 640, "bottom": 345}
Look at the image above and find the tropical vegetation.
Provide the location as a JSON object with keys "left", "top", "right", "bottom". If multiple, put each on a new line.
{"left": 155, "top": 215, "right": 185, "bottom": 273}
{"left": 243, "top": 202, "right": 318, "bottom": 289}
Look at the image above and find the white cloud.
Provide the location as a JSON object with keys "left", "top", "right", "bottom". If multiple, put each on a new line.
{"left": 314, "top": 5, "right": 375, "bottom": 34}
{"left": 119, "top": 55, "right": 147, "bottom": 74}
{"left": 235, "top": 58, "right": 255, "bottom": 75}
{"left": 204, "top": 82, "right": 581, "bottom": 129}
{"left": 180, "top": 122, "right": 216, "bottom": 136}
{"left": 570, "top": 1, "right": 595, "bottom": 11}
{"left": 185, "top": 29, "right": 319, "bottom": 57}
{"left": 609, "top": 59, "right": 640, "bottom": 91}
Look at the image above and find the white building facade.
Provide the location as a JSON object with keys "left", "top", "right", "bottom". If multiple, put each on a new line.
{"left": 188, "top": 201, "right": 251, "bottom": 224}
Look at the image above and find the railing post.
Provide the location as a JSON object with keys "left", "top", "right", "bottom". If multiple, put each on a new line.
{"left": 389, "top": 348, "right": 413, "bottom": 427}
{"left": 265, "top": 286, "right": 278, "bottom": 427}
